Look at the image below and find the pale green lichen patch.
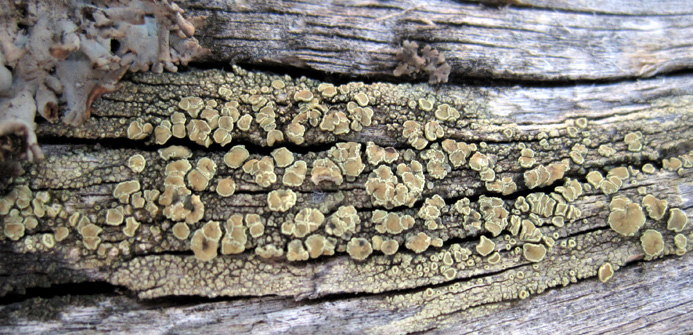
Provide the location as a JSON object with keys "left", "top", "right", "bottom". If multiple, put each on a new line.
{"left": 311, "top": 158, "right": 343, "bottom": 186}
{"left": 221, "top": 215, "right": 246, "bottom": 255}
{"left": 54, "top": 227, "right": 69, "bottom": 242}
{"left": 172, "top": 222, "right": 190, "bottom": 240}
{"left": 128, "top": 154, "right": 147, "bottom": 173}
{"left": 642, "top": 194, "right": 667, "bottom": 220}
{"left": 283, "top": 160, "right": 308, "bottom": 187}
{"left": 224, "top": 145, "right": 250, "bottom": 169}
{"left": 9, "top": 65, "right": 693, "bottom": 316}
{"left": 347, "top": 237, "right": 373, "bottom": 260}
{"left": 434, "top": 104, "right": 460, "bottom": 122}
{"left": 523, "top": 243, "right": 547, "bottom": 262}
{"left": 373, "top": 211, "right": 415, "bottom": 235}
{"left": 216, "top": 178, "right": 236, "bottom": 197}
{"left": 518, "top": 148, "right": 535, "bottom": 169}
{"left": 524, "top": 160, "right": 570, "bottom": 189}
{"left": 674, "top": 234, "right": 687, "bottom": 255}
{"left": 662, "top": 157, "right": 683, "bottom": 171}
{"left": 287, "top": 239, "right": 309, "bottom": 261}
{"left": 283, "top": 208, "right": 324, "bottom": 238}
{"left": 326, "top": 205, "right": 360, "bottom": 238}
{"left": 126, "top": 120, "right": 154, "bottom": 140}
{"left": 569, "top": 144, "right": 587, "bottom": 165}
{"left": 105, "top": 206, "right": 125, "bottom": 226}
{"left": 305, "top": 234, "right": 335, "bottom": 259}
{"left": 113, "top": 180, "right": 141, "bottom": 203}
{"left": 586, "top": 171, "right": 604, "bottom": 188}
{"left": 267, "top": 189, "right": 297, "bottom": 212}
{"left": 406, "top": 232, "right": 432, "bottom": 254}
{"left": 598, "top": 263, "right": 614, "bottom": 283}
{"left": 624, "top": 131, "right": 643, "bottom": 152}
{"left": 366, "top": 142, "right": 399, "bottom": 166}
{"left": 475, "top": 236, "right": 495, "bottom": 256}
{"left": 608, "top": 196, "right": 646, "bottom": 236}
{"left": 598, "top": 144, "right": 616, "bottom": 157}
{"left": 380, "top": 239, "right": 400, "bottom": 256}
{"left": 640, "top": 229, "right": 664, "bottom": 257}
{"left": 4, "top": 215, "right": 25, "bottom": 241}
{"left": 191, "top": 221, "right": 222, "bottom": 261}
{"left": 123, "top": 217, "right": 141, "bottom": 237}
{"left": 667, "top": 208, "right": 688, "bottom": 232}
{"left": 642, "top": 163, "right": 656, "bottom": 174}
{"left": 329, "top": 142, "right": 364, "bottom": 178}
{"left": 244, "top": 157, "right": 277, "bottom": 187}
{"left": 271, "top": 147, "right": 295, "bottom": 168}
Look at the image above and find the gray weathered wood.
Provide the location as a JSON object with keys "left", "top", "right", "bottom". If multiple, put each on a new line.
{"left": 1, "top": 0, "right": 693, "bottom": 333}
{"left": 186, "top": 0, "right": 693, "bottom": 81}
{"left": 1, "top": 253, "right": 691, "bottom": 334}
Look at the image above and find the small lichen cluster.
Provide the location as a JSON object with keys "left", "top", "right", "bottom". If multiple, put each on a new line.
{"left": 393, "top": 40, "right": 451, "bottom": 84}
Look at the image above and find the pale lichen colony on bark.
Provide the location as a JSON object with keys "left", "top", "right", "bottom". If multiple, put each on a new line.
{"left": 0, "top": 62, "right": 689, "bottom": 317}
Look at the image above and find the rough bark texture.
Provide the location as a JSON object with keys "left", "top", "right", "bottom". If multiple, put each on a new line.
{"left": 1, "top": 0, "right": 693, "bottom": 334}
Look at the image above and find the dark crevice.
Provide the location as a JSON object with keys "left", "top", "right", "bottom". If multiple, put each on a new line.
{"left": 235, "top": 188, "right": 345, "bottom": 196}
{"left": 362, "top": 198, "right": 428, "bottom": 214}
{"left": 440, "top": 181, "right": 564, "bottom": 206}
{"left": 36, "top": 136, "right": 154, "bottom": 153}
{"left": 316, "top": 260, "right": 525, "bottom": 303}
{"left": 130, "top": 249, "right": 193, "bottom": 258}
{"left": 407, "top": 327, "right": 438, "bottom": 335}
{"left": 35, "top": 134, "right": 340, "bottom": 157}
{"left": 192, "top": 59, "right": 363, "bottom": 87}
{"left": 137, "top": 293, "right": 261, "bottom": 309}
{"left": 230, "top": 138, "right": 336, "bottom": 156}
{"left": 182, "top": 1, "right": 693, "bottom": 19}
{"left": 0, "top": 281, "right": 123, "bottom": 306}
{"left": 660, "top": 140, "right": 693, "bottom": 159}
{"left": 300, "top": 230, "right": 660, "bottom": 304}
{"left": 440, "top": 232, "right": 495, "bottom": 247}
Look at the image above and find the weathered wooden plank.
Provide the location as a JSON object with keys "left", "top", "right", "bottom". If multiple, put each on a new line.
{"left": 472, "top": 0, "right": 693, "bottom": 15}
{"left": 1, "top": 253, "right": 691, "bottom": 334}
{"left": 185, "top": 0, "right": 693, "bottom": 81}
{"left": 1, "top": 0, "right": 693, "bottom": 333}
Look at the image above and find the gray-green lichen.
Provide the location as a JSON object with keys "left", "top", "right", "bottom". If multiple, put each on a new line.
{"left": 1, "top": 67, "right": 692, "bottom": 318}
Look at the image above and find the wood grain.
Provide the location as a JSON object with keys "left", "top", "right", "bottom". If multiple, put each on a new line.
{"left": 186, "top": 0, "right": 693, "bottom": 81}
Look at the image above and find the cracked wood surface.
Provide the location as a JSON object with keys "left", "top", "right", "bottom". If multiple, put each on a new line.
{"left": 2, "top": 253, "right": 691, "bottom": 334}
{"left": 1, "top": 68, "right": 692, "bottom": 333}
{"left": 2, "top": 0, "right": 693, "bottom": 333}
{"left": 186, "top": 0, "right": 693, "bottom": 81}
